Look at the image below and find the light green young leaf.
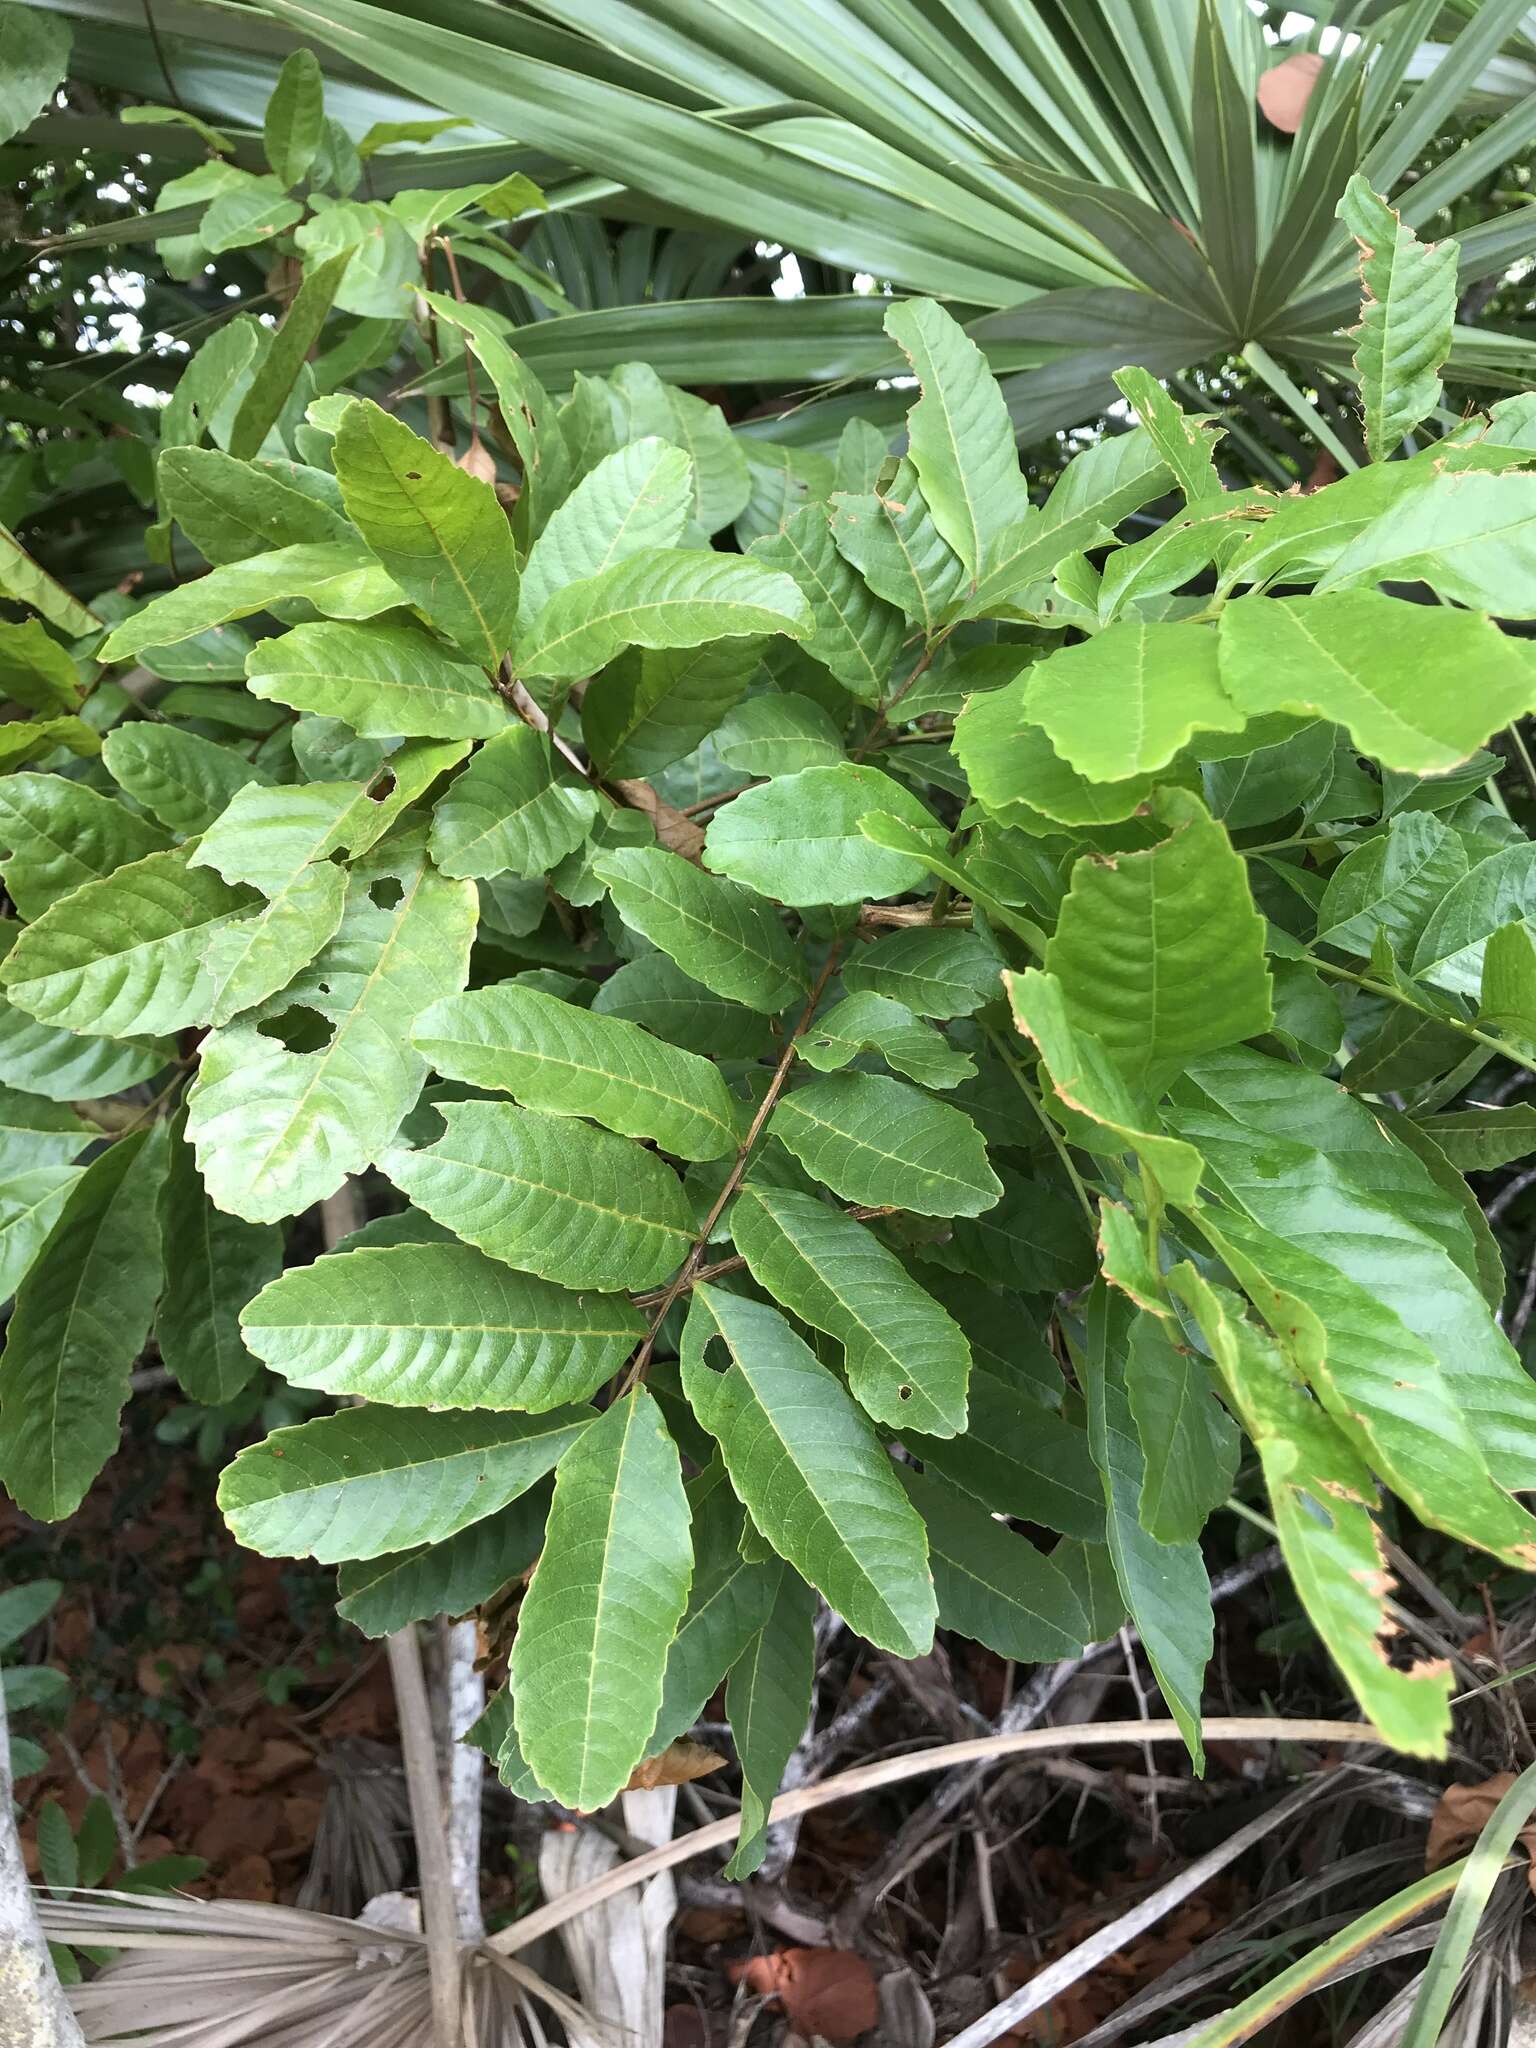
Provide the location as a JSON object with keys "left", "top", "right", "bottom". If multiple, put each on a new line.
{"left": 201, "top": 177, "right": 303, "bottom": 255}
{"left": 263, "top": 47, "right": 324, "bottom": 188}
{"left": 1124, "top": 1308, "right": 1240, "bottom": 1545}
{"left": 1480, "top": 923, "right": 1536, "bottom": 1043}
{"left": 798, "top": 991, "right": 974, "bottom": 1091}
{"left": 0, "top": 618, "right": 82, "bottom": 714}
{"left": 1317, "top": 472, "right": 1536, "bottom": 616}
{"left": 0, "top": 718, "right": 99, "bottom": 773}
{"left": 714, "top": 692, "right": 845, "bottom": 776}
{"left": 427, "top": 725, "right": 599, "bottom": 879}
{"left": 201, "top": 864, "right": 348, "bottom": 1027}
{"left": 954, "top": 677, "right": 1161, "bottom": 828}
{"left": 1315, "top": 813, "right": 1469, "bottom": 960}
{"left": 101, "top": 543, "right": 401, "bottom": 661}
{"left": 103, "top": 725, "right": 266, "bottom": 837}
{"left": 1026, "top": 618, "right": 1243, "bottom": 781}
{"left": 1338, "top": 174, "right": 1458, "bottom": 463}
{"left": 683, "top": 1285, "right": 935, "bottom": 1658}
{"left": 1171, "top": 1267, "right": 1451, "bottom": 1755}
{"left": 1218, "top": 592, "right": 1536, "bottom": 775}
{"left": 1411, "top": 844, "right": 1536, "bottom": 996}
{"left": 242, "top": 1240, "right": 642, "bottom": 1411}
{"left": 336, "top": 1493, "right": 548, "bottom": 1639}
{"left": 0, "top": 6, "right": 70, "bottom": 146}
{"left": 1045, "top": 792, "right": 1273, "bottom": 1096}
{"left": 412, "top": 983, "right": 738, "bottom": 1161}
{"left": 334, "top": 401, "right": 520, "bottom": 667}
{"left": 0, "top": 1125, "right": 168, "bottom": 1521}
{"left": 219, "top": 1405, "right": 590, "bottom": 1562}
{"left": 191, "top": 781, "right": 365, "bottom": 895}
{"left": 829, "top": 459, "right": 967, "bottom": 637}
{"left": 382, "top": 1100, "right": 694, "bottom": 1292}
{"left": 841, "top": 927, "right": 1002, "bottom": 1018}
{"left": 732, "top": 1185, "right": 970, "bottom": 1437}
{"left": 883, "top": 299, "right": 1032, "bottom": 578}
{"left": 0, "top": 842, "right": 257, "bottom": 1039}
{"left": 187, "top": 833, "right": 477, "bottom": 1222}
{"left": 899, "top": 1465, "right": 1090, "bottom": 1661}
{"left": 514, "top": 548, "right": 810, "bottom": 681}
{"left": 517, "top": 438, "right": 693, "bottom": 633}
{"left": 595, "top": 846, "right": 809, "bottom": 1014}
{"left": 703, "top": 763, "right": 938, "bottom": 907}
{"left": 510, "top": 1390, "right": 691, "bottom": 1810}
{"left": 294, "top": 200, "right": 418, "bottom": 317}
{"left": 158, "top": 446, "right": 348, "bottom": 565}
{"left": 424, "top": 293, "right": 574, "bottom": 542}
{"left": 0, "top": 774, "right": 170, "bottom": 918}
{"left": 155, "top": 1115, "right": 282, "bottom": 1405}
{"left": 0, "top": 1168, "right": 81, "bottom": 1304}
{"left": 724, "top": 1568, "right": 815, "bottom": 1878}
{"left": 749, "top": 503, "right": 905, "bottom": 704}
{"left": 247, "top": 621, "right": 507, "bottom": 739}
{"left": 0, "top": 524, "right": 98, "bottom": 639}
{"left": 583, "top": 640, "right": 758, "bottom": 780}
{"left": 1009, "top": 968, "right": 1207, "bottom": 1205}
{"left": 1113, "top": 368, "right": 1223, "bottom": 502}
{"left": 771, "top": 1072, "right": 1001, "bottom": 1219}
{"left": 1080, "top": 1288, "right": 1211, "bottom": 1769}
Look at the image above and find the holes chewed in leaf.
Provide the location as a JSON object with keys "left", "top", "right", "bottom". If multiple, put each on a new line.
{"left": 369, "top": 877, "right": 405, "bottom": 910}
{"left": 257, "top": 1006, "right": 335, "bottom": 1054}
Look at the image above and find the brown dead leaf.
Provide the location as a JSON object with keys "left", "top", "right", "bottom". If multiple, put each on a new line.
{"left": 625, "top": 1738, "right": 727, "bottom": 1791}
{"left": 1427, "top": 1774, "right": 1536, "bottom": 1896}
{"left": 1257, "top": 51, "right": 1325, "bottom": 134}
{"left": 729, "top": 1948, "right": 879, "bottom": 2043}
{"left": 458, "top": 439, "right": 498, "bottom": 485}
{"left": 608, "top": 777, "right": 706, "bottom": 860}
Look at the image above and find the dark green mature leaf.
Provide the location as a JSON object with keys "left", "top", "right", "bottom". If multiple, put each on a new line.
{"left": 829, "top": 459, "right": 967, "bottom": 636}
{"left": 103, "top": 725, "right": 265, "bottom": 837}
{"left": 1046, "top": 792, "right": 1273, "bottom": 1096}
{"left": 1338, "top": 175, "right": 1457, "bottom": 463}
{"left": 771, "top": 1072, "right": 1001, "bottom": 1218}
{"left": 1411, "top": 844, "right": 1536, "bottom": 997}
{"left": 749, "top": 504, "right": 905, "bottom": 703}
{"left": 583, "top": 641, "right": 757, "bottom": 780}
{"left": 158, "top": 446, "right": 348, "bottom": 565}
{"left": 0, "top": 775, "right": 169, "bottom": 918}
{"left": 516, "top": 549, "right": 811, "bottom": 680}
{"left": 0, "top": 1126, "right": 168, "bottom": 1521}
{"left": 242, "top": 1241, "right": 642, "bottom": 1409}
{"left": 901, "top": 1358, "right": 1103, "bottom": 1539}
{"left": 900, "top": 1465, "right": 1090, "bottom": 1661}
{"left": 683, "top": 1286, "right": 935, "bottom": 1657}
{"left": 100, "top": 544, "right": 402, "bottom": 660}
{"left": 220, "top": 1405, "right": 591, "bottom": 1562}
{"left": 1080, "top": 1289, "right": 1211, "bottom": 1769}
{"left": 798, "top": 991, "right": 973, "bottom": 1090}
{"left": 511, "top": 1389, "right": 692, "bottom": 1810}
{"left": 382, "top": 1100, "right": 695, "bottom": 1291}
{"left": 1124, "top": 1308, "right": 1240, "bottom": 1545}
{"left": 725, "top": 1568, "right": 815, "bottom": 1878}
{"left": 1315, "top": 813, "right": 1468, "bottom": 960}
{"left": 428, "top": 726, "right": 599, "bottom": 879}
{"left": 596, "top": 846, "right": 809, "bottom": 1013}
{"left": 1417, "top": 1104, "right": 1536, "bottom": 1173}
{"left": 841, "top": 927, "right": 1002, "bottom": 1017}
{"left": 336, "top": 1493, "right": 549, "bottom": 1638}
{"left": 247, "top": 621, "right": 508, "bottom": 738}
{"left": 704, "top": 764, "right": 939, "bottom": 907}
{"left": 649, "top": 1463, "right": 779, "bottom": 1758}
{"left": 156, "top": 1116, "right": 282, "bottom": 1406}
{"left": 714, "top": 691, "right": 845, "bottom": 776}
{"left": 0, "top": 6, "right": 70, "bottom": 145}
{"left": 592, "top": 952, "right": 774, "bottom": 1060}
{"left": 334, "top": 401, "right": 520, "bottom": 667}
{"left": 0, "top": 1169, "right": 80, "bottom": 1304}
{"left": 413, "top": 983, "right": 738, "bottom": 1161}
{"left": 0, "top": 618, "right": 81, "bottom": 715}
{"left": 264, "top": 49, "right": 325, "bottom": 187}
{"left": 732, "top": 1186, "right": 969, "bottom": 1437}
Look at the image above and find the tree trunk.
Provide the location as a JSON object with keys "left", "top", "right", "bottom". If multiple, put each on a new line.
{"left": 0, "top": 1682, "right": 86, "bottom": 2048}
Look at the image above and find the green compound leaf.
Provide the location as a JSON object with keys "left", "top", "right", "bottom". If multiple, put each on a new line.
{"left": 219, "top": 1405, "right": 591, "bottom": 1562}
{"left": 0, "top": 1125, "right": 169, "bottom": 1522}
{"left": 683, "top": 1285, "right": 936, "bottom": 1658}
{"left": 413, "top": 983, "right": 738, "bottom": 1162}
{"left": 247, "top": 621, "right": 509, "bottom": 738}
{"left": 1045, "top": 792, "right": 1273, "bottom": 1097}
{"left": 155, "top": 1114, "right": 282, "bottom": 1406}
{"left": 187, "top": 834, "right": 477, "bottom": 1223}
{"left": 515, "top": 549, "right": 811, "bottom": 680}
{"left": 724, "top": 1567, "right": 816, "bottom": 1878}
{"left": 0, "top": 774, "right": 170, "bottom": 918}
{"left": 511, "top": 1390, "right": 692, "bottom": 1811}
{"left": 1218, "top": 592, "right": 1536, "bottom": 775}
{"left": 381, "top": 1099, "right": 695, "bottom": 1292}
{"left": 899, "top": 1465, "right": 1090, "bottom": 1661}
{"left": 771, "top": 1072, "right": 1001, "bottom": 1218}
{"left": 1338, "top": 175, "right": 1458, "bottom": 463}
{"left": 749, "top": 503, "right": 905, "bottom": 704}
{"left": 732, "top": 1185, "right": 970, "bottom": 1437}
{"left": 1172, "top": 1266, "right": 1452, "bottom": 1756}
{"left": 243, "top": 1239, "right": 642, "bottom": 1410}
{"left": 427, "top": 725, "right": 600, "bottom": 880}
{"left": 0, "top": 842, "right": 258, "bottom": 1040}
{"left": 703, "top": 763, "right": 939, "bottom": 907}
{"left": 595, "top": 846, "right": 809, "bottom": 1014}
{"left": 334, "top": 400, "right": 520, "bottom": 666}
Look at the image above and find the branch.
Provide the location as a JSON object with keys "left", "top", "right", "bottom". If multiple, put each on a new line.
{"left": 0, "top": 1676, "right": 88, "bottom": 2048}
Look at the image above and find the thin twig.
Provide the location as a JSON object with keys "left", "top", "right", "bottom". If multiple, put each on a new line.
{"left": 386, "top": 1630, "right": 462, "bottom": 2048}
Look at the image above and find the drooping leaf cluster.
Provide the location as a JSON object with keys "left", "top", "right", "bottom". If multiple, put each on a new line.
{"left": 6, "top": 57, "right": 1536, "bottom": 1837}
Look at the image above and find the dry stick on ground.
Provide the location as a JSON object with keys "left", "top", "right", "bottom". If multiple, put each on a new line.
{"left": 483, "top": 1715, "right": 1379, "bottom": 1959}
{"left": 0, "top": 1675, "right": 88, "bottom": 2048}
